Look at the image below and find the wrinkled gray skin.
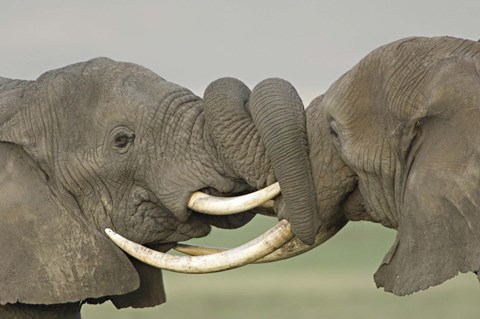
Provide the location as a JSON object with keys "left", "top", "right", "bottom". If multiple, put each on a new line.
{"left": 0, "top": 60, "right": 318, "bottom": 318}
{"left": 305, "top": 36, "right": 480, "bottom": 296}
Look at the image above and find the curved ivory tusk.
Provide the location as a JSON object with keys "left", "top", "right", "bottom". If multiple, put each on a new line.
{"left": 174, "top": 223, "right": 345, "bottom": 263}
{"left": 254, "top": 224, "right": 344, "bottom": 263}
{"left": 187, "top": 182, "right": 280, "bottom": 215}
{"left": 105, "top": 219, "right": 293, "bottom": 273}
{"left": 259, "top": 200, "right": 274, "bottom": 209}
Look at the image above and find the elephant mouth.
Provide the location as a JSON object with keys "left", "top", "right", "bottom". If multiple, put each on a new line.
{"left": 341, "top": 186, "right": 371, "bottom": 222}
{"left": 107, "top": 183, "right": 346, "bottom": 274}
{"left": 130, "top": 199, "right": 210, "bottom": 244}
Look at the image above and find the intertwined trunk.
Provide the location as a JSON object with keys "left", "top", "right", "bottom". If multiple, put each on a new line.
{"left": 203, "top": 77, "right": 320, "bottom": 244}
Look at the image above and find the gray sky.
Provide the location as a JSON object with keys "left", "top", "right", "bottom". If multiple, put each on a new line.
{"left": 1, "top": 0, "right": 479, "bottom": 103}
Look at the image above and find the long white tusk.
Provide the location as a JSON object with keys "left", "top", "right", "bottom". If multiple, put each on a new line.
{"left": 174, "top": 243, "right": 225, "bottom": 255}
{"left": 105, "top": 219, "right": 293, "bottom": 273}
{"left": 174, "top": 223, "right": 344, "bottom": 263}
{"left": 187, "top": 182, "right": 280, "bottom": 215}
{"left": 254, "top": 224, "right": 344, "bottom": 263}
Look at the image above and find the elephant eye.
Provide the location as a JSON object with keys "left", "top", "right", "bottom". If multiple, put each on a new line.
{"left": 114, "top": 133, "right": 135, "bottom": 148}
{"left": 415, "top": 117, "right": 427, "bottom": 128}
{"left": 329, "top": 121, "right": 340, "bottom": 141}
{"left": 107, "top": 126, "right": 136, "bottom": 154}
{"left": 330, "top": 126, "right": 338, "bottom": 138}
{"left": 111, "top": 129, "right": 135, "bottom": 154}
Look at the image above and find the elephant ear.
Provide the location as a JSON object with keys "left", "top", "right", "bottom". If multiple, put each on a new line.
{"left": 108, "top": 246, "right": 171, "bottom": 309}
{"left": 0, "top": 141, "right": 140, "bottom": 305}
{"left": 374, "top": 56, "right": 480, "bottom": 295}
{"left": 374, "top": 159, "right": 480, "bottom": 296}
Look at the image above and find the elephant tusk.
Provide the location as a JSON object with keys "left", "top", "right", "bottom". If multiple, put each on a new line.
{"left": 174, "top": 223, "right": 345, "bottom": 263}
{"left": 187, "top": 182, "right": 280, "bottom": 215}
{"left": 174, "top": 243, "right": 225, "bottom": 255}
{"left": 250, "top": 223, "right": 344, "bottom": 263}
{"left": 105, "top": 219, "right": 293, "bottom": 273}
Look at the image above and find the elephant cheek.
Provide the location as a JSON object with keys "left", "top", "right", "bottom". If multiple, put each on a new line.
{"left": 306, "top": 103, "right": 358, "bottom": 231}
{"left": 309, "top": 148, "right": 357, "bottom": 230}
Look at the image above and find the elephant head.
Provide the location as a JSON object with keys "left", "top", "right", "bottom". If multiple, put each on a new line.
{"left": 0, "top": 58, "right": 319, "bottom": 315}
{"left": 304, "top": 36, "right": 480, "bottom": 295}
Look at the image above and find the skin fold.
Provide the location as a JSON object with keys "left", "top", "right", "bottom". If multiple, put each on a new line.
{"left": 0, "top": 60, "right": 316, "bottom": 318}
{"left": 304, "top": 36, "right": 480, "bottom": 296}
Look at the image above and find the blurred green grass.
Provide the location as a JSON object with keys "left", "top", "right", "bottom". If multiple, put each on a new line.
{"left": 83, "top": 217, "right": 480, "bottom": 318}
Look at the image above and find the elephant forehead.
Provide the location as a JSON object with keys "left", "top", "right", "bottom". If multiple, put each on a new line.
{"left": 42, "top": 57, "right": 178, "bottom": 112}
{"left": 56, "top": 80, "right": 173, "bottom": 133}
{"left": 328, "top": 37, "right": 480, "bottom": 122}
{"left": 88, "top": 76, "right": 188, "bottom": 125}
{"left": 37, "top": 57, "right": 198, "bottom": 131}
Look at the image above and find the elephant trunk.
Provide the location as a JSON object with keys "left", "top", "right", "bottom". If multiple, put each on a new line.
{"left": 203, "top": 78, "right": 320, "bottom": 244}
{"left": 203, "top": 78, "right": 273, "bottom": 189}
{"left": 249, "top": 79, "right": 319, "bottom": 245}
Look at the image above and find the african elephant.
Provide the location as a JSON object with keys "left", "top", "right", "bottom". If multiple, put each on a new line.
{"left": 133, "top": 36, "right": 480, "bottom": 297}
{"left": 0, "top": 59, "right": 320, "bottom": 318}
{"left": 303, "top": 36, "right": 480, "bottom": 295}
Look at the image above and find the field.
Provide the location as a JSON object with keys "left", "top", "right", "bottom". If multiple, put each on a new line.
{"left": 83, "top": 217, "right": 480, "bottom": 319}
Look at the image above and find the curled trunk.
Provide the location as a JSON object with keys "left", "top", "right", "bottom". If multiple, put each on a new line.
{"left": 203, "top": 78, "right": 319, "bottom": 244}
{"left": 203, "top": 78, "right": 272, "bottom": 188}
{"left": 249, "top": 79, "right": 319, "bottom": 244}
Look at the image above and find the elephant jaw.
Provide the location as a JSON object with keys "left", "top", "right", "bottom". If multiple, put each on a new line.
{"left": 106, "top": 184, "right": 345, "bottom": 273}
